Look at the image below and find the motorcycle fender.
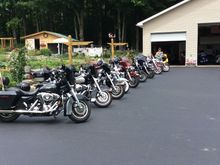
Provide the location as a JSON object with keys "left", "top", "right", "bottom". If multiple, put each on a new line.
{"left": 119, "top": 78, "right": 128, "bottom": 82}
{"left": 130, "top": 71, "right": 139, "bottom": 77}
{"left": 64, "top": 97, "right": 74, "bottom": 116}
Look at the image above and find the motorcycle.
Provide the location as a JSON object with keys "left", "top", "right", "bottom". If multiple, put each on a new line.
{"left": 117, "top": 57, "right": 140, "bottom": 88}
{"left": 149, "top": 56, "right": 163, "bottom": 74}
{"left": 132, "top": 57, "right": 148, "bottom": 82}
{"left": 97, "top": 62, "right": 125, "bottom": 100}
{"left": 161, "top": 54, "right": 170, "bottom": 72}
{"left": 0, "top": 66, "right": 91, "bottom": 123}
{"left": 75, "top": 64, "right": 112, "bottom": 108}
{"left": 110, "top": 64, "right": 130, "bottom": 94}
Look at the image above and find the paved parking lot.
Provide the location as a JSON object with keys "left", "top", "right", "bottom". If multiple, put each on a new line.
{"left": 1, "top": 68, "right": 220, "bottom": 165}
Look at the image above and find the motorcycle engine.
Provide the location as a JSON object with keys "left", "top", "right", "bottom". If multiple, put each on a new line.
{"left": 37, "top": 92, "right": 60, "bottom": 111}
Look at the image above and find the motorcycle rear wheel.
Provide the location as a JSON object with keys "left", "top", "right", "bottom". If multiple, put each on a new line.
{"left": 94, "top": 91, "right": 112, "bottom": 108}
{"left": 68, "top": 99, "right": 91, "bottom": 123}
{"left": 112, "top": 85, "right": 125, "bottom": 99}
{"left": 0, "top": 113, "right": 20, "bottom": 122}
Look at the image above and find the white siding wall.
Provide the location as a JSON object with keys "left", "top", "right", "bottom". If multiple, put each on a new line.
{"left": 142, "top": 0, "right": 220, "bottom": 65}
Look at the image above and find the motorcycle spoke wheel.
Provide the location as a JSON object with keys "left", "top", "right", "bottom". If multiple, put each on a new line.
{"left": 139, "top": 71, "right": 147, "bottom": 82}
{"left": 94, "top": 91, "right": 112, "bottom": 108}
{"left": 112, "top": 85, "right": 125, "bottom": 99}
{"left": 128, "top": 77, "right": 139, "bottom": 88}
{"left": 96, "top": 92, "right": 109, "bottom": 102}
{"left": 68, "top": 100, "right": 91, "bottom": 123}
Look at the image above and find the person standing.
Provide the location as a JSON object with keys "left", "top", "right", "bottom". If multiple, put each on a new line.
{"left": 155, "top": 47, "right": 164, "bottom": 60}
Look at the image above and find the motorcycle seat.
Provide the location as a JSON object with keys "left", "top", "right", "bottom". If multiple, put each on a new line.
{"left": 7, "top": 87, "right": 39, "bottom": 96}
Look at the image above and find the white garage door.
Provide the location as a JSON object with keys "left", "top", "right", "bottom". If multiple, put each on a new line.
{"left": 151, "top": 32, "right": 186, "bottom": 42}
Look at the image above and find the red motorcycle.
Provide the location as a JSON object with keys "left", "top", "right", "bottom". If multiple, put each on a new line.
{"left": 118, "top": 58, "right": 140, "bottom": 88}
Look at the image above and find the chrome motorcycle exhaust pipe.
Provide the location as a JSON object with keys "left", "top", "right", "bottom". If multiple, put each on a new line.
{"left": 0, "top": 110, "right": 51, "bottom": 114}
{"left": 0, "top": 104, "right": 58, "bottom": 114}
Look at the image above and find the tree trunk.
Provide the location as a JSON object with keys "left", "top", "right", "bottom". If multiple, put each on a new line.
{"left": 75, "top": 10, "right": 84, "bottom": 41}
{"left": 117, "top": 9, "right": 121, "bottom": 43}
{"left": 79, "top": 10, "right": 84, "bottom": 41}
{"left": 73, "top": 17, "right": 78, "bottom": 40}
{"left": 98, "top": 20, "right": 102, "bottom": 46}
{"left": 36, "top": 19, "right": 40, "bottom": 32}
{"left": 121, "top": 13, "right": 126, "bottom": 42}
{"left": 23, "top": 19, "right": 27, "bottom": 36}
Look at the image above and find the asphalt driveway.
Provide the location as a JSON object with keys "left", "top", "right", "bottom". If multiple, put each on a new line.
{"left": 0, "top": 68, "right": 220, "bottom": 165}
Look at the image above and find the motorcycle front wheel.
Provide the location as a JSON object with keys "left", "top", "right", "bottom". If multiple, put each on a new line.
{"left": 128, "top": 76, "right": 140, "bottom": 88}
{"left": 68, "top": 99, "right": 91, "bottom": 123}
{"left": 112, "top": 85, "right": 125, "bottom": 99}
{"left": 139, "top": 70, "right": 148, "bottom": 82}
{"left": 0, "top": 113, "right": 20, "bottom": 122}
{"left": 124, "top": 81, "right": 130, "bottom": 93}
{"left": 154, "top": 66, "right": 162, "bottom": 74}
{"left": 147, "top": 70, "right": 155, "bottom": 79}
{"left": 163, "top": 63, "right": 170, "bottom": 72}
{"left": 94, "top": 91, "right": 112, "bottom": 108}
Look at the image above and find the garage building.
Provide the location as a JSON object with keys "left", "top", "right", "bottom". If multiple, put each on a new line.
{"left": 136, "top": 0, "right": 220, "bottom": 66}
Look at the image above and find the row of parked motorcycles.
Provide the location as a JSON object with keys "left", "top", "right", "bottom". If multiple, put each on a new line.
{"left": 0, "top": 54, "right": 169, "bottom": 123}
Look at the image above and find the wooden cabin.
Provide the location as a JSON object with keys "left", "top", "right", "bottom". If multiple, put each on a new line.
{"left": 21, "top": 31, "right": 77, "bottom": 54}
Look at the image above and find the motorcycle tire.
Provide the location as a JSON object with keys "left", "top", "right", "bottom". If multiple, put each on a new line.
{"left": 139, "top": 70, "right": 148, "bottom": 82}
{"left": 94, "top": 91, "right": 112, "bottom": 108}
{"left": 128, "top": 76, "right": 139, "bottom": 88}
{"left": 0, "top": 113, "right": 20, "bottom": 122}
{"left": 163, "top": 63, "right": 170, "bottom": 72}
{"left": 124, "top": 81, "right": 130, "bottom": 94}
{"left": 147, "top": 70, "right": 155, "bottom": 79}
{"left": 154, "top": 67, "right": 162, "bottom": 75}
{"left": 112, "top": 85, "right": 125, "bottom": 99}
{"left": 68, "top": 99, "right": 91, "bottom": 123}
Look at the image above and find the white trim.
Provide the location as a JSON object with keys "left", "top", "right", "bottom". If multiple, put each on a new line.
{"left": 136, "top": 0, "right": 192, "bottom": 28}
{"left": 151, "top": 32, "right": 186, "bottom": 42}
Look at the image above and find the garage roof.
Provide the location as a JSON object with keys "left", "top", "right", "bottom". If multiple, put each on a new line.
{"left": 136, "top": 0, "right": 192, "bottom": 28}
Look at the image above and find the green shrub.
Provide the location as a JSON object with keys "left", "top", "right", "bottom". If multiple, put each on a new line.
{"left": 40, "top": 48, "right": 52, "bottom": 56}
{"left": 27, "top": 50, "right": 41, "bottom": 56}
{"left": 103, "top": 52, "right": 111, "bottom": 58}
{"left": 1, "top": 71, "right": 17, "bottom": 88}
{"left": 9, "top": 48, "right": 27, "bottom": 83}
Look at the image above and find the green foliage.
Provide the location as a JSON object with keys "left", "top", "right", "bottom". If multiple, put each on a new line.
{"left": 1, "top": 71, "right": 17, "bottom": 87}
{"left": 40, "top": 49, "right": 52, "bottom": 56}
{"left": 9, "top": 48, "right": 27, "bottom": 83}
{"left": 27, "top": 50, "right": 41, "bottom": 56}
{"left": 6, "top": 17, "right": 22, "bottom": 31}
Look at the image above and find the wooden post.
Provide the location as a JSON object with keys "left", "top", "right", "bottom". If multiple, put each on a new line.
{"left": 111, "top": 38, "right": 115, "bottom": 59}
{"left": 3, "top": 39, "right": 6, "bottom": 48}
{"left": 1, "top": 39, "right": 3, "bottom": 49}
{"left": 9, "top": 39, "right": 13, "bottom": 49}
{"left": 68, "top": 35, "right": 73, "bottom": 65}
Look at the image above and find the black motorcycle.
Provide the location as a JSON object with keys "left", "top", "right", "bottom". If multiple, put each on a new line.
{"left": 98, "top": 62, "right": 125, "bottom": 100}
{"left": 132, "top": 58, "right": 148, "bottom": 82}
{"left": 0, "top": 66, "right": 91, "bottom": 123}
{"left": 135, "top": 55, "right": 155, "bottom": 79}
{"left": 75, "top": 64, "right": 112, "bottom": 108}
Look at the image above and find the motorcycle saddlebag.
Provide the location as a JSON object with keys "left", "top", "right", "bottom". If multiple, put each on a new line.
{"left": 0, "top": 91, "right": 18, "bottom": 110}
